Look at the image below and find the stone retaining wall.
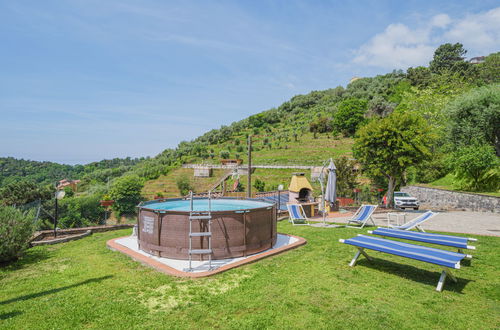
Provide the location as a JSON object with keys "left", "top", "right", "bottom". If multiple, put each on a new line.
{"left": 401, "top": 186, "right": 499, "bottom": 213}
{"left": 31, "top": 224, "right": 134, "bottom": 245}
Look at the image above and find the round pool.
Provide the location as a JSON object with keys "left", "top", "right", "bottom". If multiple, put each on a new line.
{"left": 137, "top": 198, "right": 277, "bottom": 260}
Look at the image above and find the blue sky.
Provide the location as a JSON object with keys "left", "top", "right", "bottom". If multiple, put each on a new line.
{"left": 1, "top": 1, "right": 499, "bottom": 164}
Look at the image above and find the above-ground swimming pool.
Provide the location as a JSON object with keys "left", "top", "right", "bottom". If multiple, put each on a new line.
{"left": 137, "top": 198, "right": 277, "bottom": 260}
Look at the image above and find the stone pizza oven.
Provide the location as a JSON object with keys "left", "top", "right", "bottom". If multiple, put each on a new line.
{"left": 288, "top": 173, "right": 314, "bottom": 204}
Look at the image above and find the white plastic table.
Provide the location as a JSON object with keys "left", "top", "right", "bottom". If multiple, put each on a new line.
{"left": 387, "top": 212, "right": 406, "bottom": 227}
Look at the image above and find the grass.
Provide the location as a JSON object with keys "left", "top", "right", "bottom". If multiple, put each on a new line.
{"left": 1, "top": 224, "right": 499, "bottom": 329}
{"left": 420, "top": 173, "right": 500, "bottom": 197}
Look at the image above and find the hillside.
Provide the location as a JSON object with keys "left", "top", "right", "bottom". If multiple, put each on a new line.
{"left": 2, "top": 45, "right": 498, "bottom": 229}
{"left": 142, "top": 134, "right": 354, "bottom": 197}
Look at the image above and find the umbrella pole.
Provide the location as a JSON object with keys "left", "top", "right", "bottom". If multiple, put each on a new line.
{"left": 319, "top": 159, "right": 329, "bottom": 226}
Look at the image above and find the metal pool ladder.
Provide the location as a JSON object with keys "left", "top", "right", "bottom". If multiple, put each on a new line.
{"left": 188, "top": 190, "right": 213, "bottom": 271}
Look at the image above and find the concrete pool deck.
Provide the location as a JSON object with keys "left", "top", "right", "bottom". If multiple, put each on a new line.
{"left": 107, "top": 233, "right": 306, "bottom": 278}
{"left": 310, "top": 210, "right": 500, "bottom": 237}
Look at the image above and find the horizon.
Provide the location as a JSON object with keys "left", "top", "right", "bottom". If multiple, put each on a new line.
{"left": 1, "top": 1, "right": 499, "bottom": 165}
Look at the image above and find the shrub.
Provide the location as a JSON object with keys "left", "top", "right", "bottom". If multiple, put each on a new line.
{"left": 176, "top": 176, "right": 193, "bottom": 196}
{"left": 219, "top": 151, "right": 230, "bottom": 159}
{"left": 0, "top": 205, "right": 34, "bottom": 263}
{"left": 58, "top": 193, "right": 106, "bottom": 228}
{"left": 109, "top": 175, "right": 144, "bottom": 216}
{"left": 309, "top": 117, "right": 333, "bottom": 134}
{"left": 253, "top": 179, "right": 266, "bottom": 192}
{"left": 447, "top": 144, "right": 499, "bottom": 191}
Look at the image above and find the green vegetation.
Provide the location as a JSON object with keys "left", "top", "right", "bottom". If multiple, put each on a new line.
{"left": 0, "top": 206, "right": 34, "bottom": 263}
{"left": 109, "top": 175, "right": 144, "bottom": 217}
{"left": 176, "top": 175, "right": 193, "bottom": 197}
{"left": 0, "top": 226, "right": 498, "bottom": 329}
{"left": 447, "top": 145, "right": 499, "bottom": 191}
{"left": 446, "top": 84, "right": 500, "bottom": 156}
{"left": 354, "top": 113, "right": 435, "bottom": 208}
{"left": 333, "top": 98, "right": 367, "bottom": 136}
{"left": 1, "top": 44, "right": 498, "bottom": 229}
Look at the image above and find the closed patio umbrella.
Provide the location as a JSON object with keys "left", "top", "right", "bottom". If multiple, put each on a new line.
{"left": 324, "top": 159, "right": 337, "bottom": 207}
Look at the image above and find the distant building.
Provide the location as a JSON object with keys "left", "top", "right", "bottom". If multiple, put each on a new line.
{"left": 220, "top": 159, "right": 243, "bottom": 166}
{"left": 469, "top": 56, "right": 486, "bottom": 64}
{"left": 57, "top": 179, "right": 81, "bottom": 191}
{"left": 349, "top": 77, "right": 362, "bottom": 84}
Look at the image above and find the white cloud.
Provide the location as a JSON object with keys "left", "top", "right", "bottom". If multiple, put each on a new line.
{"left": 430, "top": 14, "right": 451, "bottom": 28}
{"left": 352, "top": 23, "right": 434, "bottom": 69}
{"left": 444, "top": 7, "right": 500, "bottom": 55}
{"left": 352, "top": 7, "right": 500, "bottom": 70}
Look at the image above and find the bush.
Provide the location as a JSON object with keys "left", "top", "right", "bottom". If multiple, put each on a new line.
{"left": 176, "top": 176, "right": 193, "bottom": 196}
{"left": 109, "top": 175, "right": 144, "bottom": 216}
{"left": 219, "top": 151, "right": 230, "bottom": 159}
{"left": 447, "top": 144, "right": 499, "bottom": 191}
{"left": 0, "top": 205, "right": 34, "bottom": 263}
{"left": 58, "top": 193, "right": 106, "bottom": 228}
{"left": 253, "top": 179, "right": 266, "bottom": 192}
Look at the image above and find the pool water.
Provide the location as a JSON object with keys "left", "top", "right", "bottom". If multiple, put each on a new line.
{"left": 145, "top": 199, "right": 273, "bottom": 212}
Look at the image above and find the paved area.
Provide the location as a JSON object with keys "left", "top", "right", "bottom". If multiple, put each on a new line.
{"left": 311, "top": 210, "right": 500, "bottom": 237}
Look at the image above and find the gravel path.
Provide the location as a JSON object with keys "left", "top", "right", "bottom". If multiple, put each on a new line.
{"left": 316, "top": 210, "right": 500, "bottom": 237}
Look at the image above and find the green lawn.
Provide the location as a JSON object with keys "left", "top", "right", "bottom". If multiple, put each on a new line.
{"left": 1, "top": 224, "right": 499, "bottom": 329}
{"left": 419, "top": 173, "right": 500, "bottom": 197}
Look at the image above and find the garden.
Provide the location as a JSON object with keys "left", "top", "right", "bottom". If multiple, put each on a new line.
{"left": 1, "top": 224, "right": 499, "bottom": 329}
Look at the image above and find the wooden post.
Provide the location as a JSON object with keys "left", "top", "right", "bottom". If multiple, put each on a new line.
{"left": 247, "top": 135, "right": 252, "bottom": 198}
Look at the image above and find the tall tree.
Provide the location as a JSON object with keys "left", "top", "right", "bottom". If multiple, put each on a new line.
{"left": 429, "top": 43, "right": 468, "bottom": 74}
{"left": 478, "top": 52, "right": 500, "bottom": 84}
{"left": 353, "top": 113, "right": 434, "bottom": 208}
{"left": 109, "top": 175, "right": 144, "bottom": 216}
{"left": 333, "top": 98, "right": 367, "bottom": 136}
{"left": 446, "top": 84, "right": 500, "bottom": 156}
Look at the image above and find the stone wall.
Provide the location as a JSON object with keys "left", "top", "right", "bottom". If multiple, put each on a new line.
{"left": 401, "top": 186, "right": 499, "bottom": 213}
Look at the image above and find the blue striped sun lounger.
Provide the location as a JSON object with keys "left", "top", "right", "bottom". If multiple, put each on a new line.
{"left": 287, "top": 203, "right": 310, "bottom": 226}
{"left": 368, "top": 227, "right": 477, "bottom": 253}
{"left": 339, "top": 235, "right": 469, "bottom": 291}
{"left": 346, "top": 204, "right": 378, "bottom": 228}
{"left": 389, "top": 211, "right": 437, "bottom": 232}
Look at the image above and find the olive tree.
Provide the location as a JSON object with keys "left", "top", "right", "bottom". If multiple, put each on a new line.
{"left": 353, "top": 112, "right": 434, "bottom": 208}
{"left": 446, "top": 84, "right": 500, "bottom": 156}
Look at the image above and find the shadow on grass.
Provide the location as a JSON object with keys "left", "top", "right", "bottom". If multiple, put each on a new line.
{"left": 0, "top": 311, "right": 23, "bottom": 320}
{"left": 0, "top": 248, "right": 55, "bottom": 271}
{"left": 0, "top": 275, "right": 113, "bottom": 306}
{"left": 356, "top": 258, "right": 472, "bottom": 293}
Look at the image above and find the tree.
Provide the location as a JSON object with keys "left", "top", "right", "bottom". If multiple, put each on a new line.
{"left": 253, "top": 179, "right": 266, "bottom": 192}
{"left": 429, "top": 43, "right": 467, "bottom": 74}
{"left": 0, "top": 181, "right": 53, "bottom": 206}
{"left": 333, "top": 98, "right": 367, "bottom": 136}
{"left": 407, "top": 66, "right": 432, "bottom": 87}
{"left": 446, "top": 84, "right": 500, "bottom": 156}
{"left": 353, "top": 113, "right": 434, "bottom": 208}
{"left": 176, "top": 176, "right": 193, "bottom": 196}
{"left": 219, "top": 150, "right": 230, "bottom": 159}
{"left": 478, "top": 52, "right": 500, "bottom": 84}
{"left": 309, "top": 116, "right": 333, "bottom": 135}
{"left": 367, "top": 95, "right": 395, "bottom": 117}
{"left": 448, "top": 144, "right": 499, "bottom": 190}
{"left": 109, "top": 175, "right": 144, "bottom": 216}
